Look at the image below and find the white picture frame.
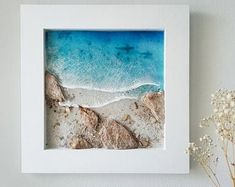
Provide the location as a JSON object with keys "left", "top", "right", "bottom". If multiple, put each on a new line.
{"left": 21, "top": 5, "right": 189, "bottom": 173}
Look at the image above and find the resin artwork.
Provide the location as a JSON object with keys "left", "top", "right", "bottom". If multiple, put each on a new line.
{"left": 45, "top": 30, "right": 165, "bottom": 149}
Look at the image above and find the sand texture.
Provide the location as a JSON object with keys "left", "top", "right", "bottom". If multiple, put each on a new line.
{"left": 45, "top": 73, "right": 165, "bottom": 149}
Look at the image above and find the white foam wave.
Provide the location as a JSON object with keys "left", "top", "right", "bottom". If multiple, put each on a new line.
{"left": 60, "top": 81, "right": 160, "bottom": 93}
{"left": 59, "top": 96, "right": 137, "bottom": 108}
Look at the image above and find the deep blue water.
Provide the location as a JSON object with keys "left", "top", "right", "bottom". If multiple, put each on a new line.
{"left": 45, "top": 30, "right": 164, "bottom": 94}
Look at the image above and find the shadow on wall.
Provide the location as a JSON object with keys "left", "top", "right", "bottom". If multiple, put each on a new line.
{"left": 189, "top": 12, "right": 222, "bottom": 169}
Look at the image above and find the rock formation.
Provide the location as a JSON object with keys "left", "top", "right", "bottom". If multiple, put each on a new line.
{"left": 45, "top": 72, "right": 65, "bottom": 102}
{"left": 69, "top": 135, "right": 92, "bottom": 149}
{"left": 99, "top": 119, "right": 138, "bottom": 149}
{"left": 141, "top": 91, "right": 165, "bottom": 123}
{"left": 79, "top": 106, "right": 99, "bottom": 130}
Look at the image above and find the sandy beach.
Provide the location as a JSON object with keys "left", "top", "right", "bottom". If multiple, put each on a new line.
{"left": 46, "top": 85, "right": 164, "bottom": 149}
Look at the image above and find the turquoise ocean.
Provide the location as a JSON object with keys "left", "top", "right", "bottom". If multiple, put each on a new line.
{"left": 45, "top": 31, "right": 164, "bottom": 107}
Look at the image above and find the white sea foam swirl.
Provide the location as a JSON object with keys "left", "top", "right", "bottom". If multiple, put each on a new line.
{"left": 59, "top": 82, "right": 160, "bottom": 108}
{"left": 60, "top": 81, "right": 160, "bottom": 93}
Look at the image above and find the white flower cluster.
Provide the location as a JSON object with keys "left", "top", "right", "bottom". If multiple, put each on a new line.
{"left": 186, "top": 135, "right": 216, "bottom": 165}
{"left": 186, "top": 90, "right": 235, "bottom": 187}
{"left": 200, "top": 89, "right": 235, "bottom": 142}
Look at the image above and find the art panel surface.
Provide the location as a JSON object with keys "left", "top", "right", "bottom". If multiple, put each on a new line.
{"left": 45, "top": 31, "right": 165, "bottom": 149}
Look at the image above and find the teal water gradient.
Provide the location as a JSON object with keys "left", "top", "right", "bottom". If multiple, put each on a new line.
{"left": 45, "top": 31, "right": 164, "bottom": 95}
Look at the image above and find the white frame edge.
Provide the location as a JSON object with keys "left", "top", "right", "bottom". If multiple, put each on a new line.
{"left": 21, "top": 5, "right": 189, "bottom": 173}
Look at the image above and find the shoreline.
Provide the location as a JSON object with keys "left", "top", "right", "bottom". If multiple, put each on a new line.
{"left": 60, "top": 81, "right": 161, "bottom": 93}
{"left": 61, "top": 83, "right": 161, "bottom": 108}
{"left": 59, "top": 96, "right": 137, "bottom": 108}
{"left": 45, "top": 72, "right": 165, "bottom": 150}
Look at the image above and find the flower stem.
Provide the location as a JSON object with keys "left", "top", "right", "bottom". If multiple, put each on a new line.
{"left": 233, "top": 126, "right": 235, "bottom": 177}
{"left": 205, "top": 165, "right": 221, "bottom": 187}
{"left": 223, "top": 140, "right": 233, "bottom": 179}
{"left": 200, "top": 163, "right": 220, "bottom": 187}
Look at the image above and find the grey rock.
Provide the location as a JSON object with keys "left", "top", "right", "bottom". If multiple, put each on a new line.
{"left": 100, "top": 119, "right": 138, "bottom": 149}
{"left": 138, "top": 137, "right": 151, "bottom": 148}
{"left": 79, "top": 106, "right": 99, "bottom": 130}
{"left": 45, "top": 72, "right": 65, "bottom": 102}
{"left": 141, "top": 91, "right": 165, "bottom": 123}
{"left": 69, "top": 135, "right": 92, "bottom": 149}
{"left": 83, "top": 130, "right": 103, "bottom": 148}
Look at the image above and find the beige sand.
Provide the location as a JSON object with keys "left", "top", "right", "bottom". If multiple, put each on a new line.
{"left": 46, "top": 88, "right": 164, "bottom": 149}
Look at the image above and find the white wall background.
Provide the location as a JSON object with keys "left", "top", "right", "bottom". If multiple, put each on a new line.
{"left": 1, "top": 0, "right": 235, "bottom": 186}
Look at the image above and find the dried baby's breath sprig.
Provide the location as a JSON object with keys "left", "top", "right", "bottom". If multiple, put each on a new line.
{"left": 210, "top": 90, "right": 235, "bottom": 143}
{"left": 186, "top": 136, "right": 220, "bottom": 187}
{"left": 188, "top": 90, "right": 235, "bottom": 187}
